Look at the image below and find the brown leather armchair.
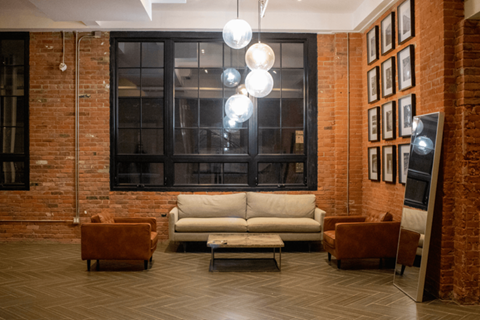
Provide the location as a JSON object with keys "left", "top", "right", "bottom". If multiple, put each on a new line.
{"left": 323, "top": 212, "right": 400, "bottom": 269}
{"left": 81, "top": 213, "right": 158, "bottom": 271}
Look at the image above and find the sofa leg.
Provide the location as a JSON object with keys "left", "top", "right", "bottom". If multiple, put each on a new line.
{"left": 183, "top": 242, "right": 187, "bottom": 253}
{"left": 401, "top": 265, "right": 406, "bottom": 275}
{"left": 96, "top": 260, "right": 100, "bottom": 271}
{"left": 379, "top": 258, "right": 383, "bottom": 269}
{"left": 337, "top": 260, "right": 341, "bottom": 269}
{"left": 150, "top": 256, "right": 153, "bottom": 263}
{"left": 308, "top": 242, "right": 312, "bottom": 252}
{"left": 87, "top": 260, "right": 91, "bottom": 271}
{"left": 328, "top": 252, "right": 331, "bottom": 262}
{"left": 144, "top": 260, "right": 149, "bottom": 270}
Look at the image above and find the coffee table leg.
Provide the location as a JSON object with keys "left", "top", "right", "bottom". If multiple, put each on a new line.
{"left": 211, "top": 247, "right": 215, "bottom": 270}
{"left": 279, "top": 247, "right": 282, "bottom": 271}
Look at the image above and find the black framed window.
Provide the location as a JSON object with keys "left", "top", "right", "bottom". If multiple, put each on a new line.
{"left": 0, "top": 33, "right": 29, "bottom": 190}
{"left": 110, "top": 32, "right": 317, "bottom": 191}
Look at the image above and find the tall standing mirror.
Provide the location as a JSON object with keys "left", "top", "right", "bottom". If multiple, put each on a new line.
{"left": 393, "top": 112, "right": 444, "bottom": 302}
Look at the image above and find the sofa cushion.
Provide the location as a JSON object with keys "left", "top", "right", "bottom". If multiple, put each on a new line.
{"left": 323, "top": 230, "right": 336, "bottom": 248}
{"left": 175, "top": 218, "right": 248, "bottom": 232}
{"left": 247, "top": 218, "right": 321, "bottom": 233}
{"left": 177, "top": 193, "right": 246, "bottom": 219}
{"left": 246, "top": 193, "right": 315, "bottom": 219}
{"left": 91, "top": 212, "right": 115, "bottom": 223}
{"left": 365, "top": 212, "right": 392, "bottom": 222}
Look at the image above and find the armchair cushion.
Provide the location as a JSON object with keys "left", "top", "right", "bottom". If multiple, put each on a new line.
{"left": 365, "top": 212, "right": 392, "bottom": 222}
{"left": 323, "top": 230, "right": 335, "bottom": 247}
{"left": 91, "top": 212, "right": 115, "bottom": 223}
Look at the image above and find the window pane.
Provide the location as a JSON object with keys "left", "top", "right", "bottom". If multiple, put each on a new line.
{"left": 282, "top": 129, "right": 304, "bottom": 154}
{"left": 282, "top": 99, "right": 303, "bottom": 128}
{"left": 282, "top": 69, "right": 303, "bottom": 98}
{"left": 199, "top": 163, "right": 222, "bottom": 184}
{"left": 175, "top": 69, "right": 198, "bottom": 98}
{"left": 282, "top": 43, "right": 304, "bottom": 68}
{"left": 117, "top": 162, "right": 140, "bottom": 184}
{"left": 118, "top": 69, "right": 140, "bottom": 97}
{"left": 141, "top": 163, "right": 164, "bottom": 185}
{"left": 199, "top": 129, "right": 221, "bottom": 154}
{"left": 200, "top": 99, "right": 222, "bottom": 127}
{"left": 199, "top": 69, "right": 222, "bottom": 99}
{"left": 175, "top": 99, "right": 198, "bottom": 128}
{"left": 258, "top": 163, "right": 303, "bottom": 185}
{"left": 118, "top": 129, "right": 140, "bottom": 154}
{"left": 199, "top": 42, "right": 223, "bottom": 68}
{"left": 0, "top": 67, "right": 24, "bottom": 96}
{"left": 264, "top": 43, "right": 280, "bottom": 68}
{"left": 175, "top": 163, "right": 198, "bottom": 184}
{"left": 175, "top": 43, "right": 198, "bottom": 68}
{"left": 118, "top": 42, "right": 140, "bottom": 68}
{"left": 223, "top": 129, "right": 248, "bottom": 154}
{"left": 142, "top": 99, "right": 163, "bottom": 128}
{"left": 224, "top": 163, "right": 248, "bottom": 184}
{"left": 2, "top": 97, "right": 24, "bottom": 127}
{"left": 175, "top": 129, "right": 197, "bottom": 154}
{"left": 284, "top": 162, "right": 304, "bottom": 184}
{"left": 2, "top": 162, "right": 24, "bottom": 184}
{"left": 265, "top": 69, "right": 281, "bottom": 99}
{"left": 1, "top": 40, "right": 24, "bottom": 65}
{"left": 118, "top": 98, "right": 140, "bottom": 128}
{"left": 142, "top": 69, "right": 164, "bottom": 97}
{"left": 142, "top": 129, "right": 164, "bottom": 155}
{"left": 258, "top": 163, "right": 279, "bottom": 184}
{"left": 224, "top": 45, "right": 247, "bottom": 69}
{"left": 258, "top": 99, "right": 280, "bottom": 128}
{"left": 142, "top": 42, "right": 164, "bottom": 68}
{"left": 2, "top": 127, "right": 24, "bottom": 154}
{"left": 258, "top": 129, "right": 281, "bottom": 154}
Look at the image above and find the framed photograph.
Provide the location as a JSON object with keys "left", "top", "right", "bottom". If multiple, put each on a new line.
{"left": 368, "top": 107, "right": 380, "bottom": 142}
{"left": 382, "top": 145, "right": 396, "bottom": 183}
{"left": 382, "top": 101, "right": 396, "bottom": 140}
{"left": 368, "top": 147, "right": 380, "bottom": 181}
{"left": 381, "top": 12, "right": 395, "bottom": 55}
{"left": 367, "top": 67, "right": 380, "bottom": 103}
{"left": 398, "top": 94, "right": 416, "bottom": 137}
{"left": 397, "top": 45, "right": 415, "bottom": 91}
{"left": 367, "top": 26, "right": 379, "bottom": 65}
{"left": 398, "top": 143, "right": 410, "bottom": 184}
{"left": 381, "top": 57, "right": 396, "bottom": 98}
{"left": 398, "top": 0, "right": 415, "bottom": 45}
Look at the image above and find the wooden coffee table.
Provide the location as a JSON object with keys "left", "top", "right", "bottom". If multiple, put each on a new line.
{"left": 207, "top": 234, "right": 284, "bottom": 272}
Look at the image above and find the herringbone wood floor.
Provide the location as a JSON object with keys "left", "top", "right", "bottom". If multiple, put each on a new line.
{"left": 1, "top": 242, "right": 480, "bottom": 320}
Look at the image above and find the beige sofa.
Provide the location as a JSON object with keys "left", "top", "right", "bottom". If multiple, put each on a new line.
{"left": 169, "top": 193, "right": 326, "bottom": 243}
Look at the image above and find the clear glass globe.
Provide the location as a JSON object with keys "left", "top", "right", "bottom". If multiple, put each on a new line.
{"left": 221, "top": 68, "right": 241, "bottom": 88}
{"left": 245, "top": 70, "right": 274, "bottom": 98}
{"left": 236, "top": 84, "right": 248, "bottom": 96}
{"left": 225, "top": 94, "right": 253, "bottom": 122}
{"left": 245, "top": 43, "right": 275, "bottom": 70}
{"left": 412, "top": 118, "right": 424, "bottom": 135}
{"left": 223, "top": 19, "right": 252, "bottom": 49}
{"left": 223, "top": 116, "right": 242, "bottom": 133}
{"left": 413, "top": 136, "right": 434, "bottom": 156}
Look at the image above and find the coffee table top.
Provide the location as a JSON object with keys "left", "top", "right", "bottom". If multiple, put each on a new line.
{"left": 207, "top": 234, "right": 284, "bottom": 248}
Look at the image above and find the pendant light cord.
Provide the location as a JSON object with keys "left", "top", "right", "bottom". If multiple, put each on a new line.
{"left": 237, "top": 0, "right": 239, "bottom": 19}
{"left": 258, "top": 0, "right": 261, "bottom": 43}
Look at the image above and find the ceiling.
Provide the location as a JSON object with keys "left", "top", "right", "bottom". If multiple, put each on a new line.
{"left": 0, "top": 0, "right": 398, "bottom": 33}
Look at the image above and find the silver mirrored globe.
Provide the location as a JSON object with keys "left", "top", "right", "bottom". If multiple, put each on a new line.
{"left": 245, "top": 70, "right": 274, "bottom": 98}
{"left": 225, "top": 94, "right": 253, "bottom": 122}
{"left": 245, "top": 43, "right": 275, "bottom": 70}
{"left": 221, "top": 68, "right": 241, "bottom": 87}
{"left": 223, "top": 19, "right": 252, "bottom": 49}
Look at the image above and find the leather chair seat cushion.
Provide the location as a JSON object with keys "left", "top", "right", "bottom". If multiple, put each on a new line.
{"left": 247, "top": 218, "right": 321, "bottom": 233}
{"left": 175, "top": 218, "right": 247, "bottom": 232}
{"left": 365, "top": 212, "right": 393, "bottom": 222}
{"left": 151, "top": 232, "right": 158, "bottom": 248}
{"left": 323, "top": 230, "right": 336, "bottom": 247}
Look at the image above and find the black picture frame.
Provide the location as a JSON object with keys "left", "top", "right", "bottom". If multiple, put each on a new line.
{"left": 397, "top": 45, "right": 415, "bottom": 91}
{"left": 381, "top": 57, "right": 396, "bottom": 98}
{"left": 382, "top": 101, "right": 396, "bottom": 140}
{"left": 368, "top": 147, "right": 381, "bottom": 181}
{"left": 397, "top": 0, "right": 415, "bottom": 45}
{"left": 382, "top": 145, "right": 396, "bottom": 183}
{"left": 381, "top": 12, "right": 395, "bottom": 55}
{"left": 398, "top": 94, "right": 416, "bottom": 137}
{"left": 368, "top": 106, "right": 380, "bottom": 142}
{"left": 398, "top": 143, "right": 410, "bottom": 184}
{"left": 368, "top": 66, "right": 380, "bottom": 104}
{"left": 367, "top": 26, "right": 379, "bottom": 65}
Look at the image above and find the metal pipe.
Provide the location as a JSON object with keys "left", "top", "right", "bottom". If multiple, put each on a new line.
{"left": 0, "top": 220, "right": 74, "bottom": 223}
{"left": 347, "top": 33, "right": 350, "bottom": 215}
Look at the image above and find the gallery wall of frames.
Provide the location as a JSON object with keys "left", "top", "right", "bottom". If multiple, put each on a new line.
{"left": 366, "top": 0, "right": 416, "bottom": 187}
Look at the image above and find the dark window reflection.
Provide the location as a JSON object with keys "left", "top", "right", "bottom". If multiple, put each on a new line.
{"left": 118, "top": 42, "right": 140, "bottom": 68}
{"left": 2, "top": 162, "right": 25, "bottom": 184}
{"left": 223, "top": 129, "right": 248, "bottom": 154}
{"left": 259, "top": 129, "right": 281, "bottom": 154}
{"left": 258, "top": 99, "right": 280, "bottom": 127}
{"left": 175, "top": 129, "right": 197, "bottom": 154}
{"left": 118, "top": 98, "right": 140, "bottom": 128}
{"left": 175, "top": 163, "right": 248, "bottom": 185}
{"left": 258, "top": 162, "right": 304, "bottom": 185}
{"left": 117, "top": 162, "right": 164, "bottom": 186}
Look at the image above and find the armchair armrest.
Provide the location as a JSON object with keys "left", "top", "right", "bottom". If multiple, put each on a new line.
{"left": 81, "top": 223, "right": 151, "bottom": 260}
{"left": 114, "top": 217, "right": 157, "bottom": 232}
{"left": 335, "top": 221, "right": 400, "bottom": 260}
{"left": 169, "top": 207, "right": 178, "bottom": 241}
{"left": 323, "top": 216, "right": 366, "bottom": 232}
{"left": 314, "top": 208, "right": 326, "bottom": 233}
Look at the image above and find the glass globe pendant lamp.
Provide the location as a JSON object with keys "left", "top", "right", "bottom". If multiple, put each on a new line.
{"left": 223, "top": 0, "right": 252, "bottom": 49}
{"left": 225, "top": 94, "right": 254, "bottom": 122}
{"left": 245, "top": 42, "right": 275, "bottom": 71}
{"left": 223, "top": 116, "right": 242, "bottom": 133}
{"left": 245, "top": 69, "right": 274, "bottom": 98}
{"left": 236, "top": 84, "right": 248, "bottom": 96}
{"left": 221, "top": 68, "right": 241, "bottom": 87}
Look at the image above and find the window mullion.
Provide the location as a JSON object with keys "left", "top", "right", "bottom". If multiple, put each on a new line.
{"left": 164, "top": 39, "right": 175, "bottom": 187}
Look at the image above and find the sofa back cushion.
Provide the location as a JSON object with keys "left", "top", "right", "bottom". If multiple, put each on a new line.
{"left": 246, "top": 192, "right": 315, "bottom": 219}
{"left": 365, "top": 212, "right": 393, "bottom": 222}
{"left": 91, "top": 212, "right": 115, "bottom": 223}
{"left": 177, "top": 193, "right": 246, "bottom": 219}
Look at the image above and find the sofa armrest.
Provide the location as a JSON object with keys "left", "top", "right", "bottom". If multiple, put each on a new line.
{"left": 335, "top": 221, "right": 400, "bottom": 260}
{"left": 81, "top": 223, "right": 151, "bottom": 260}
{"left": 323, "top": 216, "right": 366, "bottom": 231}
{"left": 114, "top": 217, "right": 157, "bottom": 232}
{"left": 169, "top": 207, "right": 179, "bottom": 241}
{"left": 314, "top": 208, "right": 326, "bottom": 233}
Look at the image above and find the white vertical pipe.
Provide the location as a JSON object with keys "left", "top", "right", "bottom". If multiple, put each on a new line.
{"left": 347, "top": 33, "right": 350, "bottom": 215}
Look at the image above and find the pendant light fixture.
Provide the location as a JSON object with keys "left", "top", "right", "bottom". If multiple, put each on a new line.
{"left": 223, "top": 0, "right": 252, "bottom": 49}
{"left": 225, "top": 94, "right": 254, "bottom": 123}
{"left": 221, "top": 68, "right": 241, "bottom": 87}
